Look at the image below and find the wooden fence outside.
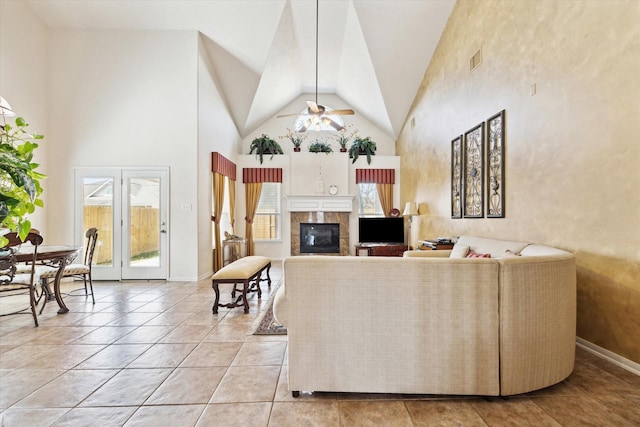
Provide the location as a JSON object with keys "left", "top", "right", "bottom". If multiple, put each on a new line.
{"left": 84, "top": 206, "right": 159, "bottom": 265}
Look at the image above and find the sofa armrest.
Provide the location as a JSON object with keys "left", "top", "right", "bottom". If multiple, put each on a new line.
{"left": 403, "top": 249, "right": 451, "bottom": 258}
{"left": 272, "top": 284, "right": 288, "bottom": 326}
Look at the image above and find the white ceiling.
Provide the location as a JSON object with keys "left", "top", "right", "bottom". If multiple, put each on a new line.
{"left": 26, "top": 0, "right": 455, "bottom": 138}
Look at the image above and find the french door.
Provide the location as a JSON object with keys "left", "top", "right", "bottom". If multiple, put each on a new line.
{"left": 74, "top": 168, "right": 169, "bottom": 280}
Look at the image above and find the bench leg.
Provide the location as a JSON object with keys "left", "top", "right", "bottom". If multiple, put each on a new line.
{"left": 265, "top": 263, "right": 272, "bottom": 288}
{"left": 242, "top": 279, "right": 250, "bottom": 313}
{"left": 212, "top": 282, "right": 220, "bottom": 314}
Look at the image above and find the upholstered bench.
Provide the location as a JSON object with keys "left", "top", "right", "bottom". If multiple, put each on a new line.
{"left": 211, "top": 255, "right": 271, "bottom": 313}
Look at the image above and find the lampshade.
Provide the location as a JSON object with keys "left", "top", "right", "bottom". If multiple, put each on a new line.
{"left": 0, "top": 96, "right": 16, "bottom": 117}
{"left": 403, "top": 201, "right": 418, "bottom": 216}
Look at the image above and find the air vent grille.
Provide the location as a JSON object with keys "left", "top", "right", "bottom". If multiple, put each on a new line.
{"left": 470, "top": 48, "right": 482, "bottom": 72}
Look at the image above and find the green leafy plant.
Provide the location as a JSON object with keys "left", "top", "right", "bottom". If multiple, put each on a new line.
{"left": 0, "top": 117, "right": 46, "bottom": 246}
{"left": 309, "top": 140, "right": 333, "bottom": 153}
{"left": 249, "top": 134, "right": 283, "bottom": 164}
{"left": 348, "top": 136, "right": 377, "bottom": 164}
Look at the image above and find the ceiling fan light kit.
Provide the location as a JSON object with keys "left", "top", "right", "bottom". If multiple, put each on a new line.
{"left": 277, "top": 0, "right": 355, "bottom": 132}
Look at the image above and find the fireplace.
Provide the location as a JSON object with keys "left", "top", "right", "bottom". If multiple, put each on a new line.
{"left": 300, "top": 223, "right": 340, "bottom": 254}
{"left": 289, "top": 209, "right": 351, "bottom": 256}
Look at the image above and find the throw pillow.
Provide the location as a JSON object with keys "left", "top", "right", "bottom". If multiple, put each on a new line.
{"left": 502, "top": 249, "right": 522, "bottom": 258}
{"left": 467, "top": 250, "right": 491, "bottom": 258}
{"left": 449, "top": 243, "right": 470, "bottom": 258}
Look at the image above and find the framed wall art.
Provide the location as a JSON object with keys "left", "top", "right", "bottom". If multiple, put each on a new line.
{"left": 463, "top": 123, "right": 485, "bottom": 218}
{"left": 486, "top": 110, "right": 505, "bottom": 218}
{"left": 451, "top": 135, "right": 463, "bottom": 218}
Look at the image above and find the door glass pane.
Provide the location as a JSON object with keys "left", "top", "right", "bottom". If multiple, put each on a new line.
{"left": 129, "top": 177, "right": 160, "bottom": 267}
{"left": 83, "top": 177, "right": 113, "bottom": 267}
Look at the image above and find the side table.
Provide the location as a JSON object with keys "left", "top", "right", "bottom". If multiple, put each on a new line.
{"left": 355, "top": 243, "right": 409, "bottom": 257}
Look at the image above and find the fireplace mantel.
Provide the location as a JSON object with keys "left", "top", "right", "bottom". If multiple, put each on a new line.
{"left": 286, "top": 195, "right": 354, "bottom": 212}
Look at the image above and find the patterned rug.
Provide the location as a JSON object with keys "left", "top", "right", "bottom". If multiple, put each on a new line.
{"left": 252, "top": 280, "right": 287, "bottom": 335}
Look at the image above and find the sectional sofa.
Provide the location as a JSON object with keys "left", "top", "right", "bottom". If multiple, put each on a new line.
{"left": 273, "top": 235, "right": 576, "bottom": 396}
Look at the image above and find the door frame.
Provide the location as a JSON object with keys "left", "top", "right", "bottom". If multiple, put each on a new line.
{"left": 74, "top": 167, "right": 169, "bottom": 280}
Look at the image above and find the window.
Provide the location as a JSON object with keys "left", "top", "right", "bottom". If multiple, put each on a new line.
{"left": 358, "top": 183, "right": 383, "bottom": 216}
{"left": 253, "top": 182, "right": 281, "bottom": 240}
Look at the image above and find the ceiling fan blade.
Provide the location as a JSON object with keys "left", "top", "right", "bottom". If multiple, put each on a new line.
{"left": 306, "top": 100, "right": 321, "bottom": 113}
{"left": 276, "top": 113, "right": 301, "bottom": 118}
{"left": 328, "top": 119, "right": 345, "bottom": 131}
{"left": 327, "top": 109, "right": 355, "bottom": 115}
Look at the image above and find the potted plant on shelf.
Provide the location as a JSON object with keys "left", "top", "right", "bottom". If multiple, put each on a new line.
{"left": 249, "top": 134, "right": 283, "bottom": 164}
{"left": 0, "top": 103, "right": 46, "bottom": 247}
{"left": 309, "top": 140, "right": 333, "bottom": 154}
{"left": 335, "top": 124, "right": 358, "bottom": 152}
{"left": 280, "top": 127, "right": 307, "bottom": 152}
{"left": 348, "top": 136, "right": 377, "bottom": 164}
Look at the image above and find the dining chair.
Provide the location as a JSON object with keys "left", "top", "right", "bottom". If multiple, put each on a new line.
{"left": 40, "top": 227, "right": 98, "bottom": 305}
{"left": 0, "top": 231, "right": 44, "bottom": 326}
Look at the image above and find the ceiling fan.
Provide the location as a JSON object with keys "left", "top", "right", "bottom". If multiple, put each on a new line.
{"left": 277, "top": 0, "right": 354, "bottom": 131}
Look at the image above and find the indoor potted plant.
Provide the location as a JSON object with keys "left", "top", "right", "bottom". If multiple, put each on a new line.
{"left": 280, "top": 127, "right": 306, "bottom": 152}
{"left": 348, "top": 136, "right": 377, "bottom": 164}
{"left": 249, "top": 134, "right": 283, "bottom": 164}
{"left": 309, "top": 140, "right": 333, "bottom": 153}
{"left": 335, "top": 124, "right": 358, "bottom": 152}
{"left": 0, "top": 105, "right": 45, "bottom": 247}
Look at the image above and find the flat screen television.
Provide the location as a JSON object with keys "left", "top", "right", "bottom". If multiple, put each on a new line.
{"left": 358, "top": 217, "right": 404, "bottom": 244}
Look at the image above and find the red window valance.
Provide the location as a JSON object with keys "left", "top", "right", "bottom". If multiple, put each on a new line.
{"left": 355, "top": 169, "right": 395, "bottom": 184}
{"left": 211, "top": 152, "right": 236, "bottom": 180}
{"left": 242, "top": 168, "right": 283, "bottom": 183}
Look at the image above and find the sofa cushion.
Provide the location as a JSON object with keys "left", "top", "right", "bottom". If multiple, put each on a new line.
{"left": 457, "top": 236, "right": 529, "bottom": 259}
{"left": 467, "top": 250, "right": 491, "bottom": 258}
{"left": 501, "top": 249, "right": 522, "bottom": 258}
{"left": 450, "top": 243, "right": 470, "bottom": 258}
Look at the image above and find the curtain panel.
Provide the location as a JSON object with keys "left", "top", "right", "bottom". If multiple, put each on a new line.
{"left": 211, "top": 153, "right": 237, "bottom": 272}
{"left": 242, "top": 168, "right": 282, "bottom": 256}
{"left": 355, "top": 168, "right": 395, "bottom": 184}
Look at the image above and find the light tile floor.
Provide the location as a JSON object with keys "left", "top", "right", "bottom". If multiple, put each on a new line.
{"left": 1, "top": 263, "right": 639, "bottom": 426}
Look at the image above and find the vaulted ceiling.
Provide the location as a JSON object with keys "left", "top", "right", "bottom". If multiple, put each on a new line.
{"left": 26, "top": 0, "right": 454, "bottom": 139}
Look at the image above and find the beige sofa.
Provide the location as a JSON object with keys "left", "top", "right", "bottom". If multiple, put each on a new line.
{"left": 273, "top": 236, "right": 576, "bottom": 396}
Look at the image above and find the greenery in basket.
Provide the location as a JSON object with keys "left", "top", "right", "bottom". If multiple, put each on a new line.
{"left": 309, "top": 140, "right": 333, "bottom": 153}
{"left": 348, "top": 136, "right": 377, "bottom": 164}
{"left": 279, "top": 127, "right": 307, "bottom": 149}
{"left": 249, "top": 134, "right": 283, "bottom": 164}
{"left": 0, "top": 116, "right": 45, "bottom": 246}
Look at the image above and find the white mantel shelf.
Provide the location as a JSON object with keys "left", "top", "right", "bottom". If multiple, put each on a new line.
{"left": 286, "top": 195, "right": 354, "bottom": 212}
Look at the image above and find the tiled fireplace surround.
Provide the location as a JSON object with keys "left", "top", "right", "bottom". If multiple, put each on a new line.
{"left": 290, "top": 211, "right": 350, "bottom": 256}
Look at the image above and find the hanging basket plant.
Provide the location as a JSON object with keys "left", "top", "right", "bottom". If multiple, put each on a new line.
{"left": 348, "top": 137, "right": 377, "bottom": 164}
{"left": 249, "top": 134, "right": 283, "bottom": 164}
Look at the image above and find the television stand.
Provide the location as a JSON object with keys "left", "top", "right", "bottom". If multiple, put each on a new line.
{"left": 355, "top": 243, "right": 409, "bottom": 257}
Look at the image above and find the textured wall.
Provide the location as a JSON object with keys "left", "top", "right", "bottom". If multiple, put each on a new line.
{"left": 398, "top": 0, "right": 640, "bottom": 362}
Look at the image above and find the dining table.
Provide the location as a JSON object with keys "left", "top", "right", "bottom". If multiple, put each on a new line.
{"left": 16, "top": 245, "right": 82, "bottom": 314}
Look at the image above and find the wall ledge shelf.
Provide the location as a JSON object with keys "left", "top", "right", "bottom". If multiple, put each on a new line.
{"left": 285, "top": 195, "right": 354, "bottom": 212}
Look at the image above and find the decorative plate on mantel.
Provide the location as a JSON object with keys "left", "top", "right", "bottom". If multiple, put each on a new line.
{"left": 329, "top": 185, "right": 338, "bottom": 195}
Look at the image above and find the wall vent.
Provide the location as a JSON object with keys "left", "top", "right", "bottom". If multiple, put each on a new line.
{"left": 470, "top": 48, "right": 482, "bottom": 72}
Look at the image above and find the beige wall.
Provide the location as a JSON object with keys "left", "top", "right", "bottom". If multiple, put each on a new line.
{"left": 398, "top": 0, "right": 640, "bottom": 362}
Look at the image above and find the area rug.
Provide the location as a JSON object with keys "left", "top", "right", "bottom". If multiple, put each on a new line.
{"left": 251, "top": 279, "right": 287, "bottom": 335}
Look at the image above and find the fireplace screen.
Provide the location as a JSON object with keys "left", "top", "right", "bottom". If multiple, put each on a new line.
{"left": 300, "top": 223, "right": 340, "bottom": 254}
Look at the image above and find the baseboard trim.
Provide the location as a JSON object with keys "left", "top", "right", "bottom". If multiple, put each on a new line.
{"left": 576, "top": 337, "right": 640, "bottom": 376}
